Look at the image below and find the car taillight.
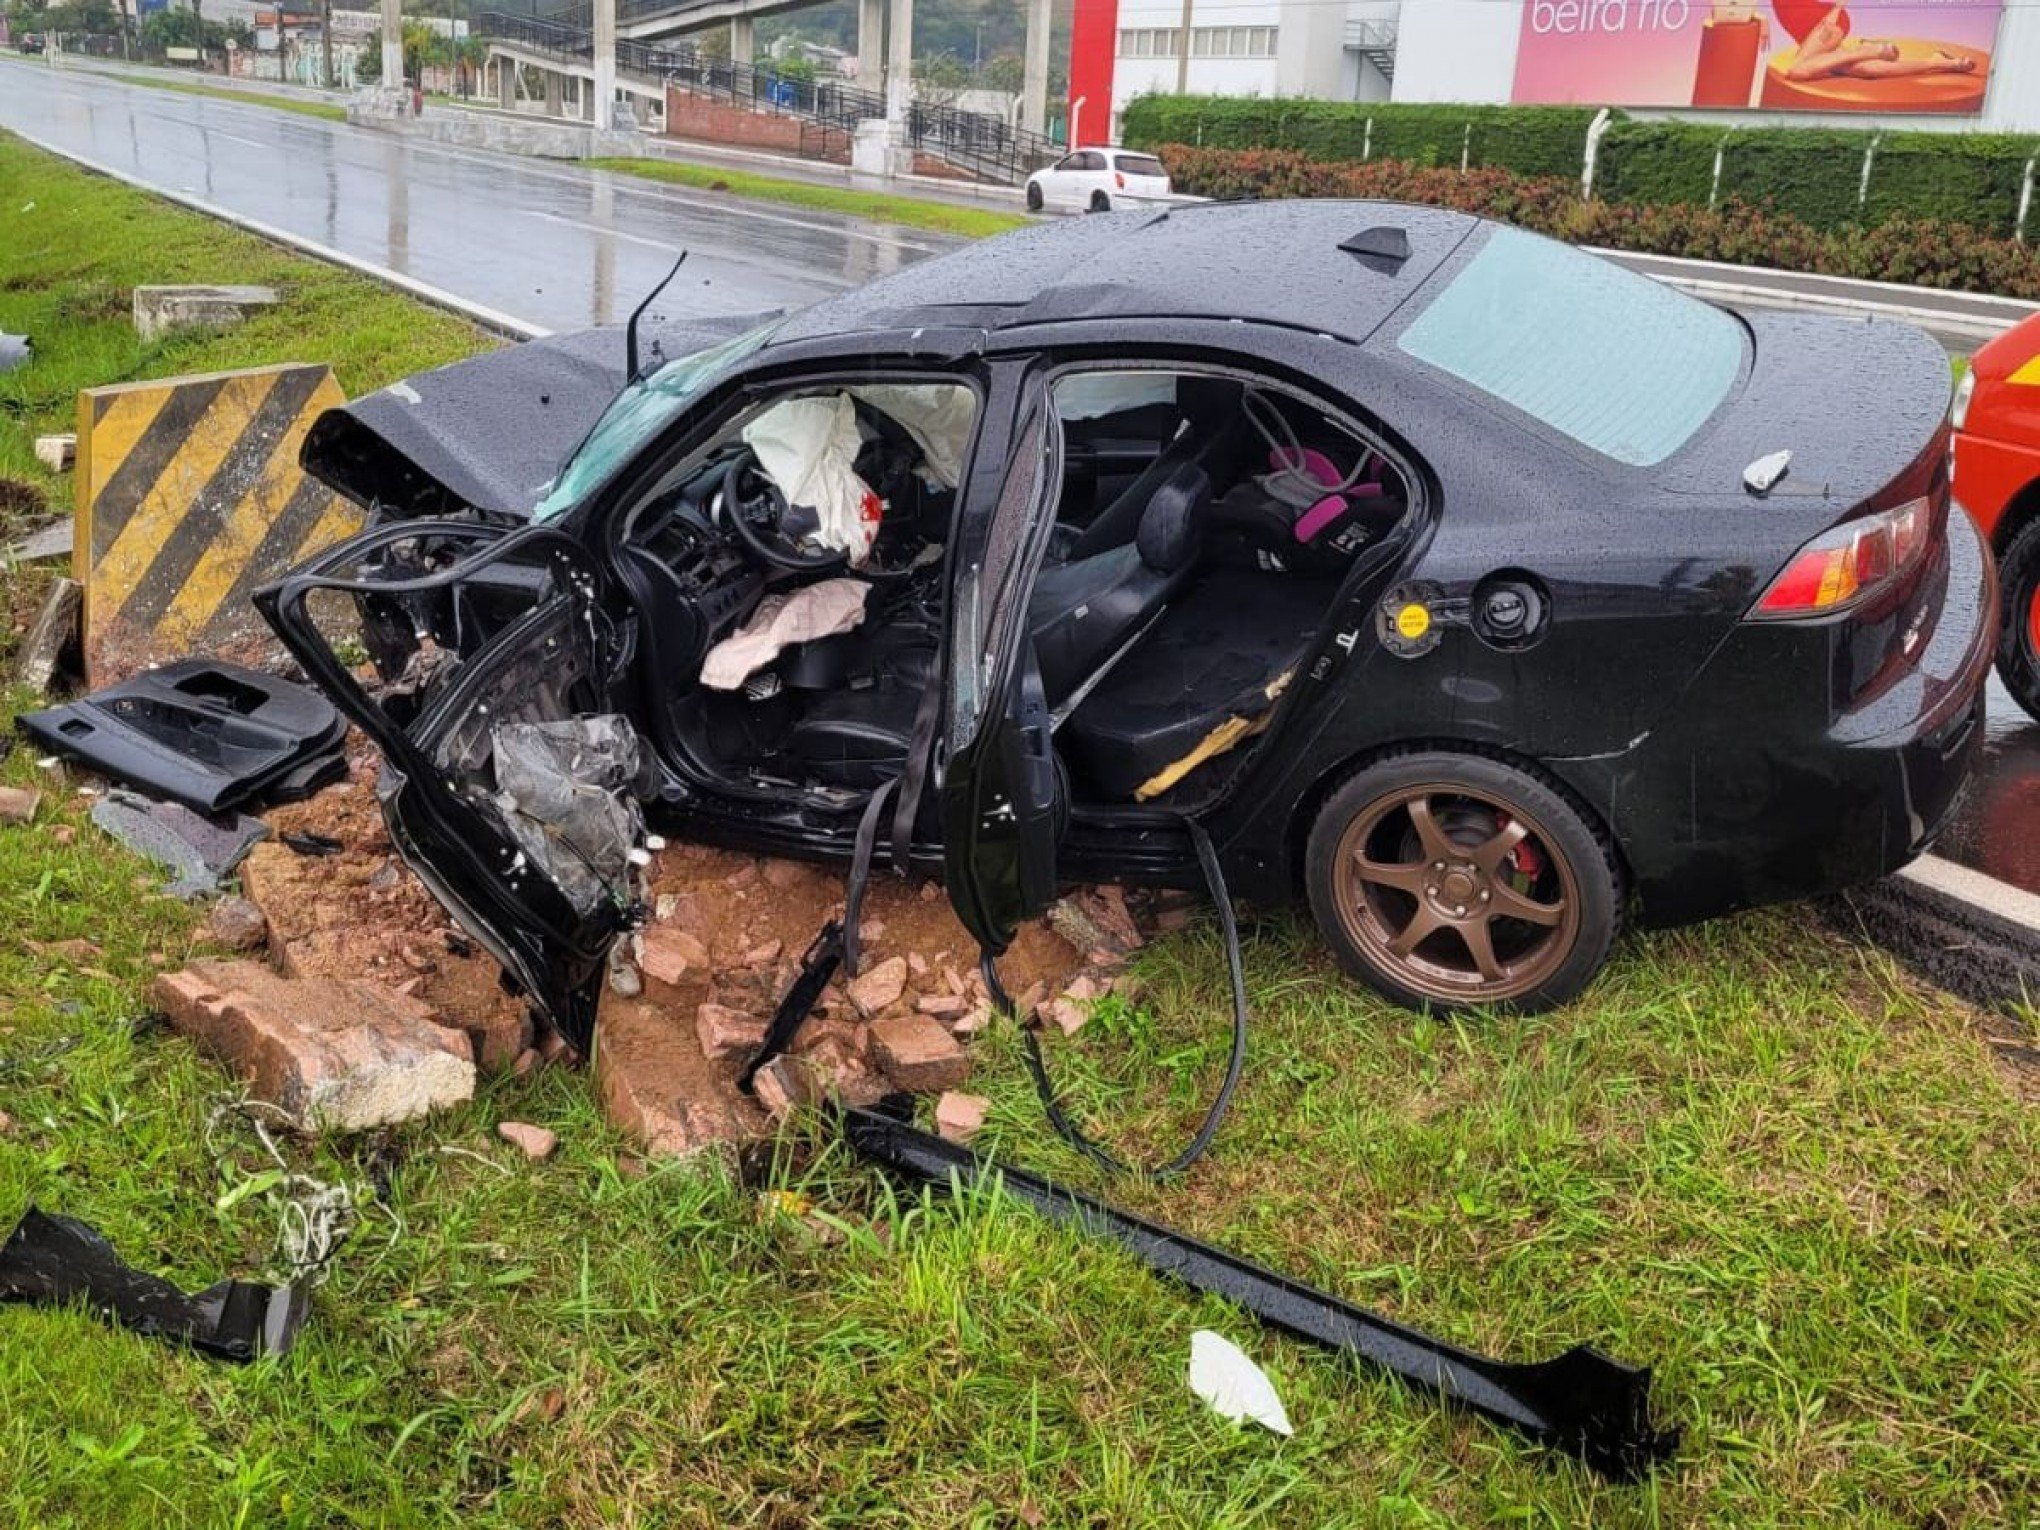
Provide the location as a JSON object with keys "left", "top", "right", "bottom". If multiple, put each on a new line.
{"left": 1114, "top": 172, "right": 1125, "bottom": 188}
{"left": 1751, "top": 498, "right": 1932, "bottom": 620}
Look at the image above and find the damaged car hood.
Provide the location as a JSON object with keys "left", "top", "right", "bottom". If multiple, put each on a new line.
{"left": 299, "top": 316, "right": 771, "bottom": 523}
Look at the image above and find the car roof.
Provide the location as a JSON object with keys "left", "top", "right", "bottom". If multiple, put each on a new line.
{"left": 767, "top": 199, "right": 1481, "bottom": 348}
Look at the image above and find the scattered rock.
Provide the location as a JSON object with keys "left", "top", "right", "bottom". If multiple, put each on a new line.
{"left": 1043, "top": 997, "right": 1088, "bottom": 1037}
{"left": 907, "top": 952, "right": 928, "bottom": 978}
{"left": 752, "top": 1055, "right": 802, "bottom": 1118}
{"left": 16, "top": 576, "right": 81, "bottom": 694}
{"left": 916, "top": 994, "right": 969, "bottom": 1020}
{"left": 206, "top": 896, "right": 269, "bottom": 951}
{"left": 847, "top": 955, "right": 909, "bottom": 1016}
{"left": 51, "top": 825, "right": 74, "bottom": 846}
{"left": 695, "top": 1002, "right": 766, "bottom": 1061}
{"left": 0, "top": 786, "right": 41, "bottom": 825}
{"left": 725, "top": 861, "right": 760, "bottom": 888}
{"left": 607, "top": 954, "right": 643, "bottom": 998}
{"left": 859, "top": 919, "right": 886, "bottom": 943}
{"left": 870, "top": 1012, "right": 970, "bottom": 1092}
{"left": 919, "top": 880, "right": 940, "bottom": 901}
{"left": 639, "top": 925, "right": 709, "bottom": 986}
{"left": 935, "top": 1091, "right": 989, "bottom": 1145}
{"left": 512, "top": 1047, "right": 541, "bottom": 1077}
{"left": 616, "top": 1154, "right": 646, "bottom": 1180}
{"left": 498, "top": 1120, "right": 558, "bottom": 1160}
{"left": 153, "top": 958, "right": 475, "bottom": 1130}
{"left": 745, "top": 939, "right": 783, "bottom": 967}
{"left": 952, "top": 1005, "right": 992, "bottom": 1038}
{"left": 0, "top": 1110, "right": 13, "bottom": 1135}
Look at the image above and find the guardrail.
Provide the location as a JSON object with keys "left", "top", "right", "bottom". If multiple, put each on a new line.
{"left": 475, "top": 9, "right": 1060, "bottom": 183}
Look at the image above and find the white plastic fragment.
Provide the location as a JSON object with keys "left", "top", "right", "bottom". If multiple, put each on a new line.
{"left": 1188, "top": 1330, "right": 1293, "bottom": 1437}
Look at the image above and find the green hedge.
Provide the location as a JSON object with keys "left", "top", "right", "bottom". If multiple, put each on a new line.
{"left": 1594, "top": 120, "right": 1721, "bottom": 207}
{"left": 1119, "top": 96, "right": 1600, "bottom": 181}
{"left": 1595, "top": 117, "right": 2038, "bottom": 233}
{"left": 1130, "top": 94, "right": 2040, "bottom": 236}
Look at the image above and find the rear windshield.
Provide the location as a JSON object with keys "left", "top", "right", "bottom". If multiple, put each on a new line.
{"left": 1113, "top": 153, "right": 1167, "bottom": 178}
{"left": 1396, "top": 226, "right": 1743, "bottom": 467}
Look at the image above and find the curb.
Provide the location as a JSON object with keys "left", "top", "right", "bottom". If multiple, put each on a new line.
{"left": 1829, "top": 855, "right": 2040, "bottom": 1013}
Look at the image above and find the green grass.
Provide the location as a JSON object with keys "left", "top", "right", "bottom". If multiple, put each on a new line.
{"left": 586, "top": 157, "right": 1030, "bottom": 240}
{"left": 5, "top": 129, "right": 2040, "bottom": 1526}
{"left": 101, "top": 70, "right": 348, "bottom": 123}
{"left": 0, "top": 132, "right": 489, "bottom": 595}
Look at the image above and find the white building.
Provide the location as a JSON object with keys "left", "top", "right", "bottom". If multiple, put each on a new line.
{"left": 1099, "top": 0, "right": 2040, "bottom": 141}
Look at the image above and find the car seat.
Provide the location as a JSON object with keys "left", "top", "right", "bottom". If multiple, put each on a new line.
{"left": 1027, "top": 460, "right": 1208, "bottom": 704}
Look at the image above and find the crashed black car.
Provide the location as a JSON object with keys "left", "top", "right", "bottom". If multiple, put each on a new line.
{"left": 259, "top": 199, "right": 1993, "bottom": 1050}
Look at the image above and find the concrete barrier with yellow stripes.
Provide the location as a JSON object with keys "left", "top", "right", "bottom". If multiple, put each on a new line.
{"left": 74, "top": 363, "right": 360, "bottom": 684}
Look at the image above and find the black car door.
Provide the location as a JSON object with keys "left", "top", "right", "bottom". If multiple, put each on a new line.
{"left": 941, "top": 377, "right": 1066, "bottom": 953}
{"left": 255, "top": 520, "right": 630, "bottom": 1052}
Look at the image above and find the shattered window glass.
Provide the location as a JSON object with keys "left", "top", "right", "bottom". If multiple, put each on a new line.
{"left": 536, "top": 320, "right": 781, "bottom": 521}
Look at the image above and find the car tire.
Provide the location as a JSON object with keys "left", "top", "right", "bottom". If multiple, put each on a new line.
{"left": 1026, "top": 183, "right": 1044, "bottom": 212}
{"left": 1304, "top": 750, "right": 1622, "bottom": 1014}
{"left": 1993, "top": 512, "right": 2040, "bottom": 722}
{"left": 1088, "top": 191, "right": 1111, "bottom": 213}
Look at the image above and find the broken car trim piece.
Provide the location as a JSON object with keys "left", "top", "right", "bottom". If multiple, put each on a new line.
{"left": 841, "top": 1104, "right": 1679, "bottom": 1482}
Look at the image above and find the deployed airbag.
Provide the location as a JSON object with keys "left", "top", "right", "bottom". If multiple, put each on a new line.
{"left": 742, "top": 396, "right": 883, "bottom": 565}
{"left": 701, "top": 578, "right": 871, "bottom": 691}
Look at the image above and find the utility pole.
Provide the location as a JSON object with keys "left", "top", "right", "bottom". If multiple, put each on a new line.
{"left": 1175, "top": 0, "right": 1191, "bottom": 93}
{"left": 380, "top": 0, "right": 402, "bottom": 91}
{"left": 321, "top": 0, "right": 332, "bottom": 86}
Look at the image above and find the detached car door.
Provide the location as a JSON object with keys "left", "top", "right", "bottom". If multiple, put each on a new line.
{"left": 942, "top": 379, "right": 1066, "bottom": 953}
{"left": 255, "top": 521, "right": 630, "bottom": 1053}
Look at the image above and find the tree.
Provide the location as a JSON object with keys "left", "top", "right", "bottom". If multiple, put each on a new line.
{"left": 913, "top": 49, "right": 969, "bottom": 106}
{"left": 978, "top": 51, "right": 1022, "bottom": 95}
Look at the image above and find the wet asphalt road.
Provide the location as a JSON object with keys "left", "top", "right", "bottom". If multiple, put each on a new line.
{"left": 1939, "top": 673, "right": 2040, "bottom": 895}
{"left": 0, "top": 60, "right": 959, "bottom": 334}
{"left": 3, "top": 59, "right": 2035, "bottom": 893}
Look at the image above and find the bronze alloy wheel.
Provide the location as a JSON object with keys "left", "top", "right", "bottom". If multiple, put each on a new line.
{"left": 1330, "top": 780, "right": 1583, "bottom": 1005}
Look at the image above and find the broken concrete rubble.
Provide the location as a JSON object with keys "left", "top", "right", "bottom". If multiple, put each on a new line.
{"left": 847, "top": 955, "right": 909, "bottom": 1017}
{"left": 695, "top": 1002, "right": 765, "bottom": 1061}
{"left": 132, "top": 284, "right": 280, "bottom": 342}
{"left": 205, "top": 896, "right": 269, "bottom": 952}
{"left": 935, "top": 1091, "right": 990, "bottom": 1144}
{"left": 870, "top": 1013, "right": 970, "bottom": 1093}
{"left": 638, "top": 924, "right": 709, "bottom": 986}
{"left": 32, "top": 434, "right": 74, "bottom": 472}
{"left": 0, "top": 787, "right": 39, "bottom": 826}
{"left": 14, "top": 577, "right": 80, "bottom": 694}
{"left": 497, "top": 1121, "right": 558, "bottom": 1160}
{"left": 153, "top": 958, "right": 475, "bottom": 1131}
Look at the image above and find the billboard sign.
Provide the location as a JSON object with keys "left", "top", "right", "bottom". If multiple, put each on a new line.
{"left": 1512, "top": 0, "right": 2000, "bottom": 113}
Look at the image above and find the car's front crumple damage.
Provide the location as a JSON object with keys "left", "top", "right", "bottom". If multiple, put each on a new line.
{"left": 299, "top": 316, "right": 771, "bottom": 524}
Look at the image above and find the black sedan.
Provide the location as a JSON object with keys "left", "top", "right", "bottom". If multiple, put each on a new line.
{"left": 260, "top": 199, "right": 1993, "bottom": 1051}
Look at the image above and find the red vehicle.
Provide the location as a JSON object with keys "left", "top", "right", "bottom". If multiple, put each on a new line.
{"left": 1953, "top": 310, "right": 2040, "bottom": 718}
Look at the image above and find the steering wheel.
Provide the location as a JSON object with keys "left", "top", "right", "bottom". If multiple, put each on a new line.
{"left": 717, "top": 450, "right": 850, "bottom": 574}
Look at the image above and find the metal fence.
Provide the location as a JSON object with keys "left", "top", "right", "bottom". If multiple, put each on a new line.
{"left": 474, "top": 9, "right": 1060, "bottom": 183}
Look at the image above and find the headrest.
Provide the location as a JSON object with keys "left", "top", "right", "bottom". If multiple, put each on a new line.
{"left": 1137, "top": 462, "right": 1208, "bottom": 574}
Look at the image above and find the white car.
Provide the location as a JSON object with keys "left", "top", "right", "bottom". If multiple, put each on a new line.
{"left": 1025, "top": 148, "right": 1172, "bottom": 214}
